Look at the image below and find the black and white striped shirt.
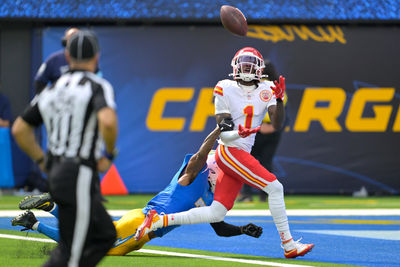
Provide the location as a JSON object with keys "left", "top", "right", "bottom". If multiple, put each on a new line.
{"left": 22, "top": 70, "right": 116, "bottom": 162}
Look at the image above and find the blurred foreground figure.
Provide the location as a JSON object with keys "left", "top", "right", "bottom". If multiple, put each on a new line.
{"left": 12, "top": 30, "right": 118, "bottom": 267}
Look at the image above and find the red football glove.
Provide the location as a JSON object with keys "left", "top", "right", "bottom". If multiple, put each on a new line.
{"left": 238, "top": 124, "right": 261, "bottom": 138}
{"left": 270, "top": 75, "right": 285, "bottom": 100}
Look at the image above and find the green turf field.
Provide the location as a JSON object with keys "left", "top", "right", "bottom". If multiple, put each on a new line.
{"left": 1, "top": 194, "right": 398, "bottom": 266}
{"left": 0, "top": 228, "right": 358, "bottom": 267}
{"left": 1, "top": 194, "right": 399, "bottom": 210}
{"left": 0, "top": 195, "right": 400, "bottom": 210}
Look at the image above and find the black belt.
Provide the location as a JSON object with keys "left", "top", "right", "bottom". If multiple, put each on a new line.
{"left": 51, "top": 156, "right": 96, "bottom": 169}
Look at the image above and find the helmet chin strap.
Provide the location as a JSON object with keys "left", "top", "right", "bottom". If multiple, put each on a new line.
{"left": 239, "top": 73, "right": 254, "bottom": 82}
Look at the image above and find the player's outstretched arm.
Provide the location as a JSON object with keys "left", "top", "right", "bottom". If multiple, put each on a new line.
{"left": 269, "top": 75, "right": 286, "bottom": 130}
{"left": 179, "top": 126, "right": 221, "bottom": 185}
{"left": 217, "top": 113, "right": 260, "bottom": 141}
{"left": 180, "top": 117, "right": 235, "bottom": 185}
{"left": 210, "top": 221, "right": 263, "bottom": 238}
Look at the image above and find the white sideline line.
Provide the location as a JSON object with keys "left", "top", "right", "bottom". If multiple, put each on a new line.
{"left": 226, "top": 209, "right": 400, "bottom": 216}
{"left": 137, "top": 249, "right": 313, "bottom": 267}
{"left": 1, "top": 209, "right": 400, "bottom": 217}
{"left": 0, "top": 233, "right": 56, "bottom": 243}
{"left": 0, "top": 233, "right": 312, "bottom": 267}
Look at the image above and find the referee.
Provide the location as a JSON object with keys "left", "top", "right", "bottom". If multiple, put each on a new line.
{"left": 12, "top": 31, "right": 117, "bottom": 267}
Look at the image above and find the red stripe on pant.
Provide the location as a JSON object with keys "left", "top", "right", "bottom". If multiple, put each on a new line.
{"left": 213, "top": 145, "right": 276, "bottom": 210}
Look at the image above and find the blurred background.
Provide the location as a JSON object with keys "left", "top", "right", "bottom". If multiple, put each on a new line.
{"left": 0, "top": 0, "right": 399, "bottom": 196}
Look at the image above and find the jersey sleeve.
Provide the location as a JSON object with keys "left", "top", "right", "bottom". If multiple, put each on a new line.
{"left": 21, "top": 96, "right": 43, "bottom": 127}
{"left": 213, "top": 81, "right": 230, "bottom": 114}
{"left": 92, "top": 79, "right": 116, "bottom": 112}
{"left": 34, "top": 62, "right": 49, "bottom": 84}
{"left": 34, "top": 54, "right": 56, "bottom": 85}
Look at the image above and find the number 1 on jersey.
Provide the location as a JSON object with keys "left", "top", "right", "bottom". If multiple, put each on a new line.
{"left": 243, "top": 105, "right": 254, "bottom": 128}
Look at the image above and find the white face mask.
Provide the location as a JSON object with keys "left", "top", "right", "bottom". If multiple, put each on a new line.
{"left": 230, "top": 53, "right": 265, "bottom": 82}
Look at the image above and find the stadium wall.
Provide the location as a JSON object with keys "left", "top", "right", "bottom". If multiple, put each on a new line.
{"left": 0, "top": 0, "right": 399, "bottom": 22}
{"left": 0, "top": 0, "right": 399, "bottom": 194}
{"left": 38, "top": 25, "right": 400, "bottom": 195}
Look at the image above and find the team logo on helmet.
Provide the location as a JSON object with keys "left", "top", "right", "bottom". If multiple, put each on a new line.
{"left": 259, "top": 90, "right": 272, "bottom": 102}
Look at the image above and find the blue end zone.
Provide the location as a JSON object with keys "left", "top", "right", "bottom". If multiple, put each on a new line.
{"left": 148, "top": 216, "right": 400, "bottom": 267}
{"left": 1, "top": 215, "right": 400, "bottom": 266}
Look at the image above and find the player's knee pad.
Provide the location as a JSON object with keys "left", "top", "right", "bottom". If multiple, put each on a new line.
{"left": 262, "top": 180, "right": 284, "bottom": 197}
{"left": 209, "top": 201, "right": 228, "bottom": 222}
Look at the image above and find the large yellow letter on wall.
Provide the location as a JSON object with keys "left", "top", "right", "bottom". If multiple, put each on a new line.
{"left": 345, "top": 88, "right": 394, "bottom": 132}
{"left": 146, "top": 88, "right": 194, "bottom": 131}
{"left": 294, "top": 88, "right": 346, "bottom": 132}
{"left": 393, "top": 106, "right": 400, "bottom": 132}
{"left": 190, "top": 88, "right": 215, "bottom": 131}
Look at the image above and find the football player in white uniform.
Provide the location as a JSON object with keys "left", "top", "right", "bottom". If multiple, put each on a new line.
{"left": 135, "top": 47, "right": 314, "bottom": 259}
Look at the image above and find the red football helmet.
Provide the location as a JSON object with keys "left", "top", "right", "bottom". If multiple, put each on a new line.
{"left": 230, "top": 47, "right": 265, "bottom": 82}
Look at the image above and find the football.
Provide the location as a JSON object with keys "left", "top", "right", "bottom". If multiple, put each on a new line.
{"left": 220, "top": 5, "right": 248, "bottom": 36}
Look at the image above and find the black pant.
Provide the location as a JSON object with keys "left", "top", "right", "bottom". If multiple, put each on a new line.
{"left": 241, "top": 130, "right": 283, "bottom": 200}
{"left": 43, "top": 159, "right": 116, "bottom": 267}
{"left": 251, "top": 130, "right": 282, "bottom": 171}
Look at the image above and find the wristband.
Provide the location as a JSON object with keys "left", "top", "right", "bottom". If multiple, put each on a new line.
{"left": 103, "top": 148, "right": 118, "bottom": 161}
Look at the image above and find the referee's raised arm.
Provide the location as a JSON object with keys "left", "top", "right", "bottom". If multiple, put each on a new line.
{"left": 12, "top": 30, "right": 118, "bottom": 267}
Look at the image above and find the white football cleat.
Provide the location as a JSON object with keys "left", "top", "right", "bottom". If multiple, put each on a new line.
{"left": 283, "top": 238, "right": 314, "bottom": 258}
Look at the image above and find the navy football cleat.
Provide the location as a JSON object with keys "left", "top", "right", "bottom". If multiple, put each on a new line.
{"left": 19, "top": 193, "right": 54, "bottom": 212}
{"left": 11, "top": 211, "right": 38, "bottom": 231}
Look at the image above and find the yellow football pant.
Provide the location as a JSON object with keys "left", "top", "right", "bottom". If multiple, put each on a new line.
{"left": 107, "top": 209, "right": 151, "bottom": 256}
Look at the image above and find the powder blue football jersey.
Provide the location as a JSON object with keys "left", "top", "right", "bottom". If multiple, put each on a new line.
{"left": 142, "top": 154, "right": 213, "bottom": 237}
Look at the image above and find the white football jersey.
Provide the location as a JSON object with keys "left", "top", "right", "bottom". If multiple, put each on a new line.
{"left": 214, "top": 79, "right": 277, "bottom": 152}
